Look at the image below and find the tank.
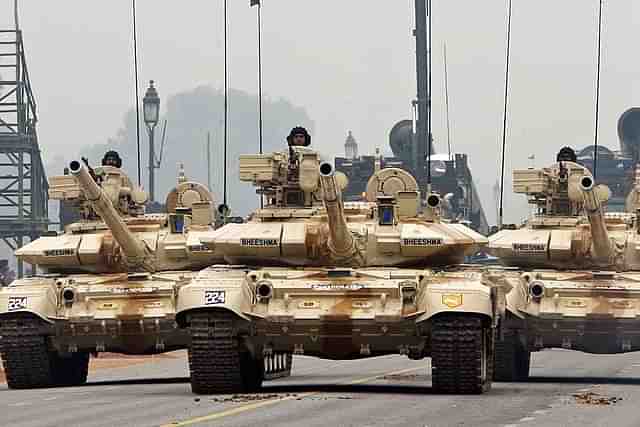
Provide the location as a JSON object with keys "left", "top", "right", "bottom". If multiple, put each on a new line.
{"left": 0, "top": 159, "right": 290, "bottom": 389}
{"left": 486, "top": 153, "right": 640, "bottom": 381}
{"left": 176, "top": 141, "right": 509, "bottom": 395}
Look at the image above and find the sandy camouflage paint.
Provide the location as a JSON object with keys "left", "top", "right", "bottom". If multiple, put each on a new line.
{"left": 486, "top": 158, "right": 640, "bottom": 381}
{"left": 176, "top": 146, "right": 509, "bottom": 395}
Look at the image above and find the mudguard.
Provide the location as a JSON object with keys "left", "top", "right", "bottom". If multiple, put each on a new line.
{"left": 503, "top": 273, "right": 529, "bottom": 320}
{"left": 177, "top": 267, "right": 253, "bottom": 323}
{"left": 416, "top": 270, "right": 501, "bottom": 323}
{"left": 0, "top": 278, "right": 58, "bottom": 323}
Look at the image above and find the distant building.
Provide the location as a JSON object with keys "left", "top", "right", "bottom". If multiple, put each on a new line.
{"left": 344, "top": 131, "right": 358, "bottom": 159}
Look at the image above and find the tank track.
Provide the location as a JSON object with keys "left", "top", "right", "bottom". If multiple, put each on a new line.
{"left": 0, "top": 314, "right": 90, "bottom": 389}
{"left": 494, "top": 331, "right": 530, "bottom": 382}
{"left": 189, "top": 311, "right": 263, "bottom": 394}
{"left": 431, "top": 314, "right": 493, "bottom": 394}
{"left": 0, "top": 314, "right": 55, "bottom": 389}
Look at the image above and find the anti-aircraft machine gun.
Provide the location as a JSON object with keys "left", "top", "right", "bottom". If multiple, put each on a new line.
{"left": 175, "top": 135, "right": 510, "bottom": 395}
{"left": 486, "top": 148, "right": 640, "bottom": 381}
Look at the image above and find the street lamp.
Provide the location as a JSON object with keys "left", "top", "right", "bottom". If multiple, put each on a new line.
{"left": 143, "top": 80, "right": 160, "bottom": 202}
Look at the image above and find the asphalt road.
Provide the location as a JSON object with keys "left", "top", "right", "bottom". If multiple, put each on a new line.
{"left": 2, "top": 349, "right": 640, "bottom": 427}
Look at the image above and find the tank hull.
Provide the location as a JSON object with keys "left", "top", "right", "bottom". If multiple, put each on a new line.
{"left": 518, "top": 271, "right": 640, "bottom": 354}
{"left": 0, "top": 272, "right": 191, "bottom": 354}
{"left": 178, "top": 265, "right": 504, "bottom": 394}
{"left": 489, "top": 269, "right": 640, "bottom": 381}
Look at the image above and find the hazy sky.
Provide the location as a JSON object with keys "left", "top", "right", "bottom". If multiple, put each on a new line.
{"left": 2, "top": 0, "right": 638, "bottom": 224}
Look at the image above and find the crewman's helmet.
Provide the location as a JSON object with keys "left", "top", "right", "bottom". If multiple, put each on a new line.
{"left": 102, "top": 150, "right": 123, "bottom": 168}
{"left": 287, "top": 126, "right": 311, "bottom": 147}
{"left": 556, "top": 146, "right": 577, "bottom": 163}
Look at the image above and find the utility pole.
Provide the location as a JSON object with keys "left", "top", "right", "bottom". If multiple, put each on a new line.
{"left": 413, "top": 0, "right": 432, "bottom": 190}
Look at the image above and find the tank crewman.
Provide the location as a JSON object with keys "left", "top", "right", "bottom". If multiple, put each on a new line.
{"left": 102, "top": 150, "right": 123, "bottom": 168}
{"left": 557, "top": 146, "right": 577, "bottom": 163}
{"left": 286, "top": 127, "right": 311, "bottom": 182}
{"left": 286, "top": 126, "right": 311, "bottom": 147}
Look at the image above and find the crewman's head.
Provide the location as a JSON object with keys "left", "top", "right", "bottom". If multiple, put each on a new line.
{"left": 287, "top": 127, "right": 311, "bottom": 147}
{"left": 102, "top": 150, "right": 123, "bottom": 168}
{"left": 556, "top": 146, "right": 576, "bottom": 163}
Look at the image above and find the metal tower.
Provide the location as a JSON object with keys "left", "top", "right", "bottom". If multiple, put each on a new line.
{"left": 0, "top": 28, "right": 48, "bottom": 277}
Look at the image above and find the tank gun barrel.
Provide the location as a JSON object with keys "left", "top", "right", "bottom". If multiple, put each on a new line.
{"left": 319, "top": 162, "right": 357, "bottom": 259}
{"left": 69, "top": 161, "right": 155, "bottom": 272}
{"left": 578, "top": 175, "right": 612, "bottom": 261}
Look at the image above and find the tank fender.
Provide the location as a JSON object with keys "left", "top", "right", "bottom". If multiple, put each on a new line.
{"left": 176, "top": 270, "right": 253, "bottom": 326}
{"left": 505, "top": 272, "right": 533, "bottom": 319}
{"left": 0, "top": 281, "right": 58, "bottom": 323}
{"left": 416, "top": 272, "right": 499, "bottom": 324}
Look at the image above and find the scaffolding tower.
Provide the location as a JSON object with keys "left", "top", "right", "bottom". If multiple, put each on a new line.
{"left": 0, "top": 29, "right": 48, "bottom": 277}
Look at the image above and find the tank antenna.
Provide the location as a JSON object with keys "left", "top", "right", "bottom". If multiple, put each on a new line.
{"left": 251, "top": 0, "right": 264, "bottom": 209}
{"left": 223, "top": 0, "right": 228, "bottom": 207}
{"left": 498, "top": 0, "right": 513, "bottom": 230}
{"left": 593, "top": 0, "right": 604, "bottom": 180}
{"left": 443, "top": 43, "right": 452, "bottom": 157}
{"left": 426, "top": 0, "right": 433, "bottom": 192}
{"left": 131, "top": 0, "right": 142, "bottom": 186}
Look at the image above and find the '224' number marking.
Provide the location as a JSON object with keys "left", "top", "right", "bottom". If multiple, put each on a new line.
{"left": 7, "top": 297, "right": 27, "bottom": 311}
{"left": 204, "top": 290, "right": 226, "bottom": 305}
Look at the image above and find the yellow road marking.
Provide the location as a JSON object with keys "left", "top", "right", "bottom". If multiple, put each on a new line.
{"left": 160, "top": 366, "right": 421, "bottom": 427}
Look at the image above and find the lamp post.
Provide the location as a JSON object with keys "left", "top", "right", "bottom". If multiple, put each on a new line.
{"left": 143, "top": 80, "right": 160, "bottom": 202}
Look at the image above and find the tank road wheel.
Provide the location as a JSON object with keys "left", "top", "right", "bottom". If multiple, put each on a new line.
{"left": 52, "top": 352, "right": 90, "bottom": 387}
{"left": 431, "top": 314, "right": 494, "bottom": 394}
{"left": 285, "top": 352, "right": 293, "bottom": 376}
{"left": 0, "top": 314, "right": 55, "bottom": 389}
{"left": 494, "top": 332, "right": 530, "bottom": 382}
{"left": 188, "top": 311, "right": 262, "bottom": 394}
{"left": 264, "top": 352, "right": 293, "bottom": 380}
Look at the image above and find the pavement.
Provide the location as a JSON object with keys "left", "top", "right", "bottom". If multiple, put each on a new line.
{"left": 2, "top": 349, "right": 640, "bottom": 427}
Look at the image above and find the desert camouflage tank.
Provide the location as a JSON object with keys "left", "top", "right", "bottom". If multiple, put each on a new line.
{"left": 0, "top": 159, "right": 290, "bottom": 389}
{"left": 487, "top": 148, "right": 640, "bottom": 381}
{"left": 176, "top": 139, "right": 509, "bottom": 394}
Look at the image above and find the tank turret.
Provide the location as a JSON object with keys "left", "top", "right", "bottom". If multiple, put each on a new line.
{"left": 488, "top": 155, "right": 627, "bottom": 269}
{"left": 69, "top": 160, "right": 155, "bottom": 272}
{"left": 16, "top": 158, "right": 220, "bottom": 273}
{"left": 205, "top": 145, "right": 486, "bottom": 267}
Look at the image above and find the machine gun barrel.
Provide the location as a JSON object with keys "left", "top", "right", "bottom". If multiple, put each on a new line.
{"left": 69, "top": 161, "right": 155, "bottom": 272}
{"left": 319, "top": 162, "right": 356, "bottom": 259}
{"left": 578, "top": 175, "right": 612, "bottom": 261}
